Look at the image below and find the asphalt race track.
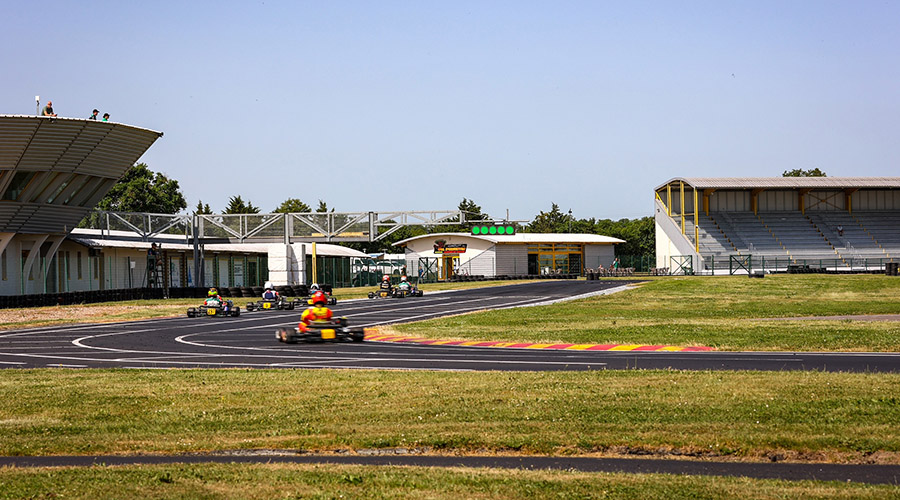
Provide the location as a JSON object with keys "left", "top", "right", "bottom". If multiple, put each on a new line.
{"left": 1, "top": 280, "right": 899, "bottom": 372}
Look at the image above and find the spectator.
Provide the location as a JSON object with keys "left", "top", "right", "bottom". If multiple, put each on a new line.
{"left": 88, "top": 109, "right": 99, "bottom": 120}
{"left": 837, "top": 225, "right": 844, "bottom": 237}
{"left": 102, "top": 113, "right": 110, "bottom": 122}
{"left": 42, "top": 100, "right": 57, "bottom": 117}
{"left": 613, "top": 258, "right": 620, "bottom": 270}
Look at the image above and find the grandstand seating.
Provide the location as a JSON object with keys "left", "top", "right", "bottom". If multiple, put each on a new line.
{"left": 675, "top": 210, "right": 898, "bottom": 265}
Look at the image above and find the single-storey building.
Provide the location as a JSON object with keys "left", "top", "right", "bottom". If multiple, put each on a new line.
{"left": 393, "top": 232, "right": 624, "bottom": 280}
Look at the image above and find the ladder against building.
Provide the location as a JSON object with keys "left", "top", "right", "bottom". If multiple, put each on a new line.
{"left": 147, "top": 245, "right": 164, "bottom": 288}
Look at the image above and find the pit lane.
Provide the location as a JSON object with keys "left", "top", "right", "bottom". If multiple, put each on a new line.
{"left": 1, "top": 280, "right": 899, "bottom": 372}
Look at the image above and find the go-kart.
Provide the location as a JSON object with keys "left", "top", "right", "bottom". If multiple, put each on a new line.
{"left": 246, "top": 295, "right": 295, "bottom": 312}
{"left": 187, "top": 298, "right": 241, "bottom": 318}
{"left": 276, "top": 317, "right": 365, "bottom": 343}
{"left": 292, "top": 291, "right": 337, "bottom": 307}
{"left": 392, "top": 283, "right": 423, "bottom": 298}
{"left": 368, "top": 283, "right": 423, "bottom": 299}
{"left": 367, "top": 287, "right": 393, "bottom": 299}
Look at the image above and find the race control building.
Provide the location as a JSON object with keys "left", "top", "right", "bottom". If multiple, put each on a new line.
{"left": 393, "top": 232, "right": 624, "bottom": 280}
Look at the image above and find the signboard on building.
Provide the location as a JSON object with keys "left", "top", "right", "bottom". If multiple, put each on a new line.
{"left": 433, "top": 240, "right": 467, "bottom": 254}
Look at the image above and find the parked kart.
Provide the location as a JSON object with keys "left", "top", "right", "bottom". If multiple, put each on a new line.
{"left": 187, "top": 298, "right": 241, "bottom": 318}
{"left": 246, "top": 296, "right": 295, "bottom": 312}
{"left": 276, "top": 317, "right": 365, "bottom": 343}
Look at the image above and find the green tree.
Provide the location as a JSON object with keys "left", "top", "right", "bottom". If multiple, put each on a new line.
{"left": 194, "top": 200, "right": 212, "bottom": 214}
{"left": 316, "top": 200, "right": 331, "bottom": 213}
{"left": 783, "top": 168, "right": 827, "bottom": 177}
{"left": 526, "top": 203, "right": 570, "bottom": 233}
{"left": 94, "top": 163, "right": 187, "bottom": 213}
{"left": 223, "top": 195, "right": 260, "bottom": 214}
{"left": 430, "top": 198, "right": 490, "bottom": 233}
{"left": 274, "top": 198, "right": 311, "bottom": 213}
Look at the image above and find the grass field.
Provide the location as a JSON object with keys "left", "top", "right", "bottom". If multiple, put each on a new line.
{"left": 392, "top": 274, "right": 900, "bottom": 351}
{"left": 1, "top": 274, "right": 899, "bottom": 497}
{"left": 1, "top": 463, "right": 897, "bottom": 499}
{"left": 1, "top": 369, "right": 898, "bottom": 463}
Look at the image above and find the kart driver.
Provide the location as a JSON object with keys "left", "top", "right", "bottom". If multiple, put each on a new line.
{"left": 262, "top": 282, "right": 278, "bottom": 300}
{"left": 299, "top": 291, "right": 333, "bottom": 332}
{"left": 205, "top": 287, "right": 230, "bottom": 312}
{"left": 379, "top": 275, "right": 392, "bottom": 291}
{"left": 397, "top": 275, "right": 411, "bottom": 291}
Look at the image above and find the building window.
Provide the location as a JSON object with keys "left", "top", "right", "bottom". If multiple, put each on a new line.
{"left": 65, "top": 251, "right": 71, "bottom": 280}
{"left": 77, "top": 251, "right": 83, "bottom": 280}
{"left": 2, "top": 171, "right": 37, "bottom": 201}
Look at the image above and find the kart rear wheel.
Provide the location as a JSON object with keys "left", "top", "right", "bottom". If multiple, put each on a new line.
{"left": 351, "top": 331, "right": 364, "bottom": 342}
{"left": 246, "top": 303, "right": 255, "bottom": 312}
{"left": 276, "top": 328, "right": 290, "bottom": 342}
{"left": 232, "top": 307, "right": 241, "bottom": 317}
{"left": 187, "top": 309, "right": 196, "bottom": 318}
{"left": 368, "top": 292, "right": 375, "bottom": 299}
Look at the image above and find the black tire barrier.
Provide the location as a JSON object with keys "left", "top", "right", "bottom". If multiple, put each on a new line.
{"left": 292, "top": 285, "right": 309, "bottom": 297}
{"left": 219, "top": 287, "right": 231, "bottom": 297}
{"left": 252, "top": 286, "right": 263, "bottom": 296}
{"left": 241, "top": 287, "right": 255, "bottom": 298}
{"left": 228, "top": 287, "right": 241, "bottom": 298}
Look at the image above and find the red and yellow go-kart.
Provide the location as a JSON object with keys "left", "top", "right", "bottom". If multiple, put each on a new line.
{"left": 276, "top": 317, "right": 365, "bottom": 343}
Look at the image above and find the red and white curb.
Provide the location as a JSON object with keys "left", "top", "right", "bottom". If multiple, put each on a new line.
{"left": 364, "top": 333, "right": 713, "bottom": 352}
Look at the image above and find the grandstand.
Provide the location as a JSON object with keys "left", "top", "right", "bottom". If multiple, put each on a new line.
{"left": 655, "top": 177, "right": 900, "bottom": 274}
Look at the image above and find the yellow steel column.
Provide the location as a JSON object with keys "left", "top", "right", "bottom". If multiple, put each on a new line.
{"left": 666, "top": 184, "right": 672, "bottom": 216}
{"left": 844, "top": 188, "right": 858, "bottom": 215}
{"left": 311, "top": 242, "right": 317, "bottom": 284}
{"left": 694, "top": 187, "right": 699, "bottom": 252}
{"left": 680, "top": 181, "right": 685, "bottom": 235}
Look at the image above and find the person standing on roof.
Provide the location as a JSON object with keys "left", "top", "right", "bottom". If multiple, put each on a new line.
{"left": 88, "top": 109, "right": 99, "bottom": 120}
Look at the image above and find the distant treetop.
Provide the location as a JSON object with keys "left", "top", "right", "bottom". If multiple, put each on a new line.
{"left": 783, "top": 168, "right": 827, "bottom": 177}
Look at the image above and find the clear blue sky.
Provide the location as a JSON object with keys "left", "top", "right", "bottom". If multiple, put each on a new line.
{"left": 4, "top": 1, "right": 898, "bottom": 220}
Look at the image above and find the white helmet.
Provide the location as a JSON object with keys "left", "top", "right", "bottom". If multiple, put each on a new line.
{"left": 309, "top": 283, "right": 320, "bottom": 292}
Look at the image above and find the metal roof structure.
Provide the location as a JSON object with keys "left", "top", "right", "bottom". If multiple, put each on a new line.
{"left": 655, "top": 177, "right": 900, "bottom": 191}
{"left": 392, "top": 232, "right": 625, "bottom": 247}
{"left": 0, "top": 115, "right": 163, "bottom": 234}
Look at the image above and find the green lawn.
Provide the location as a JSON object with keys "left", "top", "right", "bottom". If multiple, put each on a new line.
{"left": 392, "top": 275, "right": 900, "bottom": 351}
{"left": 1, "top": 369, "right": 898, "bottom": 463}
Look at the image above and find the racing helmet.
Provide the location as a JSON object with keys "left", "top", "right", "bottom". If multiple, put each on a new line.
{"left": 401, "top": 275, "right": 407, "bottom": 281}
{"left": 311, "top": 290, "right": 328, "bottom": 306}
{"left": 382, "top": 274, "right": 390, "bottom": 281}
{"left": 309, "top": 283, "right": 320, "bottom": 292}
{"left": 207, "top": 287, "right": 218, "bottom": 297}
{"left": 263, "top": 281, "right": 273, "bottom": 290}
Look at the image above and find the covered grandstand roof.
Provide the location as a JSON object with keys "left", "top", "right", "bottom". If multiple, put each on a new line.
{"left": 655, "top": 177, "right": 900, "bottom": 190}
{"left": 0, "top": 115, "right": 162, "bottom": 234}
{"left": 393, "top": 232, "right": 625, "bottom": 246}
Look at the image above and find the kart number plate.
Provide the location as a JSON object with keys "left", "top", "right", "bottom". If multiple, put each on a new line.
{"left": 263, "top": 302, "right": 271, "bottom": 309}
{"left": 321, "top": 329, "right": 336, "bottom": 340}
{"left": 206, "top": 308, "right": 216, "bottom": 316}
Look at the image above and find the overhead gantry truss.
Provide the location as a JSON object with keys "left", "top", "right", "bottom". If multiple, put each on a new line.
{"left": 80, "top": 209, "right": 466, "bottom": 244}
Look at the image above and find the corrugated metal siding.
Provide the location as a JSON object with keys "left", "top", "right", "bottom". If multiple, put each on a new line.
{"left": 584, "top": 245, "right": 615, "bottom": 270}
{"left": 495, "top": 244, "right": 527, "bottom": 275}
